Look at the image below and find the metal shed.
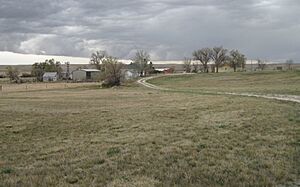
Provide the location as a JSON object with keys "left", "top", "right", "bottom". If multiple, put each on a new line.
{"left": 72, "top": 69, "right": 101, "bottom": 82}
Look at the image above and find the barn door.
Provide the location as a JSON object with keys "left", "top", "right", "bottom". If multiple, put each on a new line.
{"left": 86, "top": 72, "right": 91, "bottom": 80}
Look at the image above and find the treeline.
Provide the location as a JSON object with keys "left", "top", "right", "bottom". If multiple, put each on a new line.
{"left": 31, "top": 59, "right": 62, "bottom": 81}
{"left": 4, "top": 59, "right": 63, "bottom": 83}
{"left": 2, "top": 48, "right": 296, "bottom": 86}
{"left": 89, "top": 50, "right": 157, "bottom": 87}
{"left": 3, "top": 49, "right": 155, "bottom": 87}
{"left": 184, "top": 46, "right": 246, "bottom": 73}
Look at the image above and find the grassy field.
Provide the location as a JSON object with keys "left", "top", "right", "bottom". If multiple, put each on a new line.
{"left": 0, "top": 82, "right": 100, "bottom": 92}
{"left": 0, "top": 78, "right": 9, "bottom": 84}
{"left": 149, "top": 71, "right": 300, "bottom": 95}
{"left": 0, "top": 72, "right": 299, "bottom": 186}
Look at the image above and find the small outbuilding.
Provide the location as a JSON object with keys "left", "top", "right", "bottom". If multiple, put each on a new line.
{"left": 121, "top": 69, "right": 139, "bottom": 80}
{"left": 72, "top": 69, "right": 101, "bottom": 82}
{"left": 43, "top": 72, "right": 58, "bottom": 82}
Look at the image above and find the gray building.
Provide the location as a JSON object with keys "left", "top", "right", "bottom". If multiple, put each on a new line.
{"left": 43, "top": 72, "right": 58, "bottom": 82}
{"left": 72, "top": 69, "right": 101, "bottom": 82}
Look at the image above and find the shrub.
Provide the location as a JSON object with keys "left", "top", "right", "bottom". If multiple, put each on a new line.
{"left": 101, "top": 56, "right": 123, "bottom": 88}
{"left": 6, "top": 66, "right": 20, "bottom": 83}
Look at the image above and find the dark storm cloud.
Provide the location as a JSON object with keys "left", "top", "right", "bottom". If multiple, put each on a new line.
{"left": 0, "top": 0, "right": 299, "bottom": 61}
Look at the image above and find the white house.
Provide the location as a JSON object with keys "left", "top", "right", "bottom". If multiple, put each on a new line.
{"left": 43, "top": 72, "right": 58, "bottom": 82}
{"left": 122, "top": 69, "right": 139, "bottom": 80}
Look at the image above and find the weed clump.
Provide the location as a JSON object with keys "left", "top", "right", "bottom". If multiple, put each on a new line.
{"left": 96, "top": 159, "right": 105, "bottom": 165}
{"left": 66, "top": 176, "right": 78, "bottom": 184}
{"left": 197, "top": 144, "right": 207, "bottom": 152}
{"left": 1, "top": 168, "right": 13, "bottom": 174}
{"left": 107, "top": 147, "right": 121, "bottom": 157}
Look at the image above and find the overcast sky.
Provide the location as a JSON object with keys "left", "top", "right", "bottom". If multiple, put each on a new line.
{"left": 0, "top": 0, "right": 299, "bottom": 62}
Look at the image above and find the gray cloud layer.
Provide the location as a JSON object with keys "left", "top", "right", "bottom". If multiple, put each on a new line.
{"left": 0, "top": 0, "right": 299, "bottom": 61}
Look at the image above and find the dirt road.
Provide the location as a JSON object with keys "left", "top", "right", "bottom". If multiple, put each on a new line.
{"left": 137, "top": 74, "right": 300, "bottom": 104}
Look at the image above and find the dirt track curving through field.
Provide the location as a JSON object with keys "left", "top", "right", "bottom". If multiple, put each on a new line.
{"left": 137, "top": 74, "right": 300, "bottom": 104}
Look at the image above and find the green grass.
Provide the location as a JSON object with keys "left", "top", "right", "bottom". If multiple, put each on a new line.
{"left": 149, "top": 71, "right": 300, "bottom": 95}
{"left": 107, "top": 147, "right": 121, "bottom": 157}
{"left": 0, "top": 78, "right": 299, "bottom": 186}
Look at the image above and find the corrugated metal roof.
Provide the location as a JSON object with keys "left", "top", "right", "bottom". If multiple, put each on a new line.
{"left": 155, "top": 68, "right": 170, "bottom": 71}
{"left": 43, "top": 72, "right": 57, "bottom": 77}
{"left": 80, "top": 69, "right": 100, "bottom": 72}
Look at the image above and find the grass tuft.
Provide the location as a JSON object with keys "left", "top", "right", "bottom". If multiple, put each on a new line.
{"left": 196, "top": 144, "right": 207, "bottom": 152}
{"left": 1, "top": 168, "right": 13, "bottom": 174}
{"left": 107, "top": 147, "right": 121, "bottom": 157}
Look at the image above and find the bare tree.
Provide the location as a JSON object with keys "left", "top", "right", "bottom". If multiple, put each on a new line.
{"left": 211, "top": 46, "right": 228, "bottom": 73}
{"left": 183, "top": 58, "right": 192, "bottom": 73}
{"left": 286, "top": 59, "right": 293, "bottom": 70}
{"left": 101, "top": 56, "right": 124, "bottom": 87}
{"left": 192, "top": 61, "right": 200, "bottom": 73}
{"left": 148, "top": 61, "right": 155, "bottom": 74}
{"left": 90, "top": 51, "right": 107, "bottom": 70}
{"left": 133, "top": 50, "right": 150, "bottom": 77}
{"left": 192, "top": 48, "right": 212, "bottom": 73}
{"left": 210, "top": 64, "right": 215, "bottom": 73}
{"left": 257, "top": 59, "right": 267, "bottom": 71}
{"left": 6, "top": 66, "right": 20, "bottom": 83}
{"left": 228, "top": 50, "right": 246, "bottom": 72}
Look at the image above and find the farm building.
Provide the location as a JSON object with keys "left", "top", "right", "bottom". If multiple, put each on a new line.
{"left": 155, "top": 67, "right": 175, "bottom": 74}
{"left": 43, "top": 72, "right": 58, "bottom": 82}
{"left": 121, "top": 69, "right": 139, "bottom": 80}
{"left": 72, "top": 69, "right": 101, "bottom": 82}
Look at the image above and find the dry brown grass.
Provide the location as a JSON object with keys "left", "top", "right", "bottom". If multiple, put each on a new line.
{"left": 0, "top": 82, "right": 99, "bottom": 92}
{"left": 0, "top": 80, "right": 299, "bottom": 186}
{"left": 149, "top": 71, "right": 300, "bottom": 95}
